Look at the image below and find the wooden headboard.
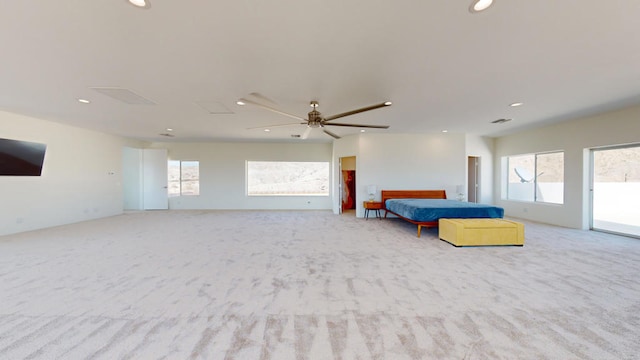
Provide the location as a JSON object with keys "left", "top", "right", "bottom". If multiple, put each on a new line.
{"left": 381, "top": 190, "right": 447, "bottom": 207}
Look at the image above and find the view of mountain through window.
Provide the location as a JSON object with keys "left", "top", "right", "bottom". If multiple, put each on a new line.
{"left": 592, "top": 145, "right": 640, "bottom": 237}
{"left": 504, "top": 151, "right": 564, "bottom": 204}
{"left": 247, "top": 161, "right": 329, "bottom": 196}
{"left": 168, "top": 160, "right": 200, "bottom": 197}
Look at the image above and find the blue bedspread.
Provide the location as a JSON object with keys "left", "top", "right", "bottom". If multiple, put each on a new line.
{"left": 385, "top": 199, "right": 504, "bottom": 222}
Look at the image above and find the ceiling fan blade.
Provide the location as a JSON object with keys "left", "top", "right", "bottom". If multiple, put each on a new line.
{"left": 301, "top": 126, "right": 312, "bottom": 139}
{"left": 238, "top": 98, "right": 307, "bottom": 122}
{"left": 248, "top": 92, "right": 278, "bottom": 106}
{"left": 246, "top": 122, "right": 304, "bottom": 130}
{"left": 323, "top": 129, "right": 341, "bottom": 139}
{"left": 324, "top": 102, "right": 392, "bottom": 122}
{"left": 324, "top": 123, "right": 390, "bottom": 129}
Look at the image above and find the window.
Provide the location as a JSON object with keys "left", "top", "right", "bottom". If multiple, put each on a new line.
{"left": 168, "top": 160, "right": 200, "bottom": 197}
{"left": 504, "top": 151, "right": 564, "bottom": 204}
{"left": 247, "top": 161, "right": 329, "bottom": 196}
{"left": 591, "top": 144, "right": 640, "bottom": 237}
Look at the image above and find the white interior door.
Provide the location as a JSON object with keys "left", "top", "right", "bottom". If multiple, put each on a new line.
{"left": 143, "top": 149, "right": 168, "bottom": 210}
{"left": 122, "top": 147, "right": 143, "bottom": 210}
{"left": 338, "top": 157, "right": 343, "bottom": 214}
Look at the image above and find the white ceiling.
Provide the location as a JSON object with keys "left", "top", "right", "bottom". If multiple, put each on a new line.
{"left": 2, "top": 1, "right": 640, "bottom": 143}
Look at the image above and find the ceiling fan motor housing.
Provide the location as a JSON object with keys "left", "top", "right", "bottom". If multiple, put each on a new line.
{"left": 308, "top": 109, "right": 323, "bottom": 127}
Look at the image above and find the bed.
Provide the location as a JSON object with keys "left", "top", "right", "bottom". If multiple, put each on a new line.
{"left": 381, "top": 190, "right": 504, "bottom": 237}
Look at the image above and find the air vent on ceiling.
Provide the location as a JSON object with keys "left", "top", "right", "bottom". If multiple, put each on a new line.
{"left": 491, "top": 118, "right": 512, "bottom": 124}
{"left": 291, "top": 134, "right": 301, "bottom": 138}
{"left": 90, "top": 87, "right": 156, "bottom": 105}
{"left": 159, "top": 133, "right": 175, "bottom": 137}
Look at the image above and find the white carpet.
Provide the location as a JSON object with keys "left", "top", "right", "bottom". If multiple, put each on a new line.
{"left": 0, "top": 210, "right": 639, "bottom": 359}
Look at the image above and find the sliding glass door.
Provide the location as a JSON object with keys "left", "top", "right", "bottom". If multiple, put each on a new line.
{"left": 591, "top": 144, "right": 640, "bottom": 238}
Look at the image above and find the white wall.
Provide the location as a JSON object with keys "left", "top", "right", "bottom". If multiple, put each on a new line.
{"left": 1, "top": 111, "right": 143, "bottom": 236}
{"left": 465, "top": 135, "right": 495, "bottom": 204}
{"left": 333, "top": 133, "right": 467, "bottom": 217}
{"left": 494, "top": 104, "right": 640, "bottom": 229}
{"left": 148, "top": 141, "right": 333, "bottom": 210}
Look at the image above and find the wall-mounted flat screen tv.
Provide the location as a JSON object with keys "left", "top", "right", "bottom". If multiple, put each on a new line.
{"left": 0, "top": 138, "right": 47, "bottom": 176}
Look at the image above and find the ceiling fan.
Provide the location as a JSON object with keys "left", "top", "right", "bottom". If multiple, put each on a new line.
{"left": 238, "top": 94, "right": 391, "bottom": 139}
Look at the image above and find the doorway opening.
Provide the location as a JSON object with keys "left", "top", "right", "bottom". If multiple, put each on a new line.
{"left": 590, "top": 144, "right": 640, "bottom": 238}
{"left": 467, "top": 156, "right": 480, "bottom": 203}
{"left": 340, "top": 156, "right": 356, "bottom": 216}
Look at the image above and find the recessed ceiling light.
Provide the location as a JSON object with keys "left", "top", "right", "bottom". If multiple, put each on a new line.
{"left": 469, "top": 0, "right": 494, "bottom": 13}
{"left": 166, "top": 128, "right": 173, "bottom": 132}
{"left": 78, "top": 98, "right": 90, "bottom": 104}
{"left": 360, "top": 129, "right": 366, "bottom": 133}
{"left": 127, "top": 0, "right": 151, "bottom": 8}
{"left": 384, "top": 101, "right": 392, "bottom": 106}
{"left": 442, "top": 130, "right": 449, "bottom": 133}
{"left": 264, "top": 129, "right": 271, "bottom": 132}
{"left": 236, "top": 100, "right": 245, "bottom": 106}
{"left": 510, "top": 102, "right": 524, "bottom": 107}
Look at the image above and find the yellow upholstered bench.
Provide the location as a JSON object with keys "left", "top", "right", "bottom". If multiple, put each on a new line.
{"left": 438, "top": 218, "right": 524, "bottom": 247}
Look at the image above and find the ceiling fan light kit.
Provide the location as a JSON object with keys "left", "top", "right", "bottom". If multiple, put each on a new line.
{"left": 238, "top": 94, "right": 391, "bottom": 139}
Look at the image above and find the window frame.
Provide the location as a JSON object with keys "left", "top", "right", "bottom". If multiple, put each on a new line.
{"left": 168, "top": 160, "right": 200, "bottom": 197}
{"left": 503, "top": 151, "right": 564, "bottom": 204}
